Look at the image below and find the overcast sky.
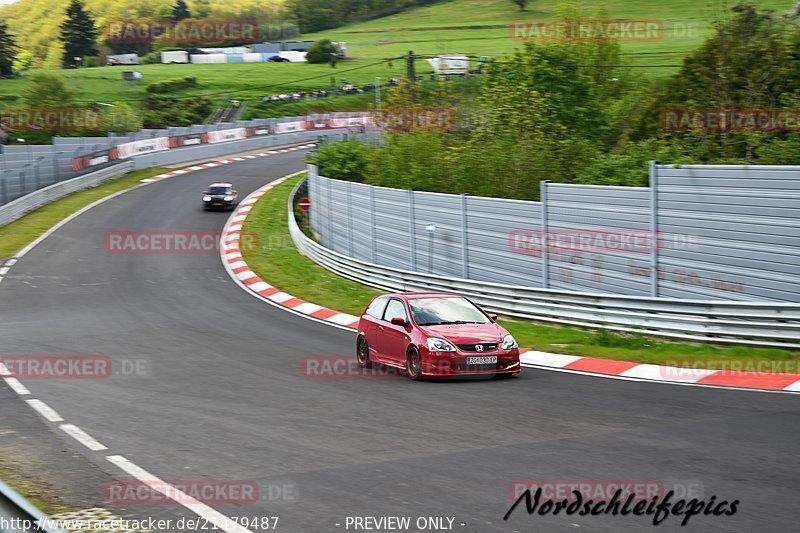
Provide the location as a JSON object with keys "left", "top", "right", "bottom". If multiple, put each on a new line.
{"left": 0, "top": 0, "right": 18, "bottom": 5}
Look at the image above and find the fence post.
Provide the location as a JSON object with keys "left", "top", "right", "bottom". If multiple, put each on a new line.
{"left": 326, "top": 178, "right": 334, "bottom": 250}
{"left": 346, "top": 181, "right": 354, "bottom": 257}
{"left": 540, "top": 180, "right": 550, "bottom": 288}
{"left": 369, "top": 185, "right": 378, "bottom": 263}
{"left": 408, "top": 189, "right": 417, "bottom": 271}
{"left": 461, "top": 193, "right": 469, "bottom": 279}
{"left": 649, "top": 161, "right": 659, "bottom": 297}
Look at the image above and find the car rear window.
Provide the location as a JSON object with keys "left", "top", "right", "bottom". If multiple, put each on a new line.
{"left": 365, "top": 296, "right": 389, "bottom": 319}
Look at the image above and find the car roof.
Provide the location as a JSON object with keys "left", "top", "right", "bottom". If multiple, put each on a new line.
{"left": 381, "top": 292, "right": 462, "bottom": 300}
{"left": 209, "top": 182, "right": 232, "bottom": 188}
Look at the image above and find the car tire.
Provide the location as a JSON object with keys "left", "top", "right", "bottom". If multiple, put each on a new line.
{"left": 356, "top": 335, "right": 371, "bottom": 368}
{"left": 406, "top": 346, "right": 422, "bottom": 380}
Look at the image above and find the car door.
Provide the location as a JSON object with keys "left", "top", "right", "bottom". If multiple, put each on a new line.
{"left": 379, "top": 298, "right": 412, "bottom": 366}
{"left": 362, "top": 296, "right": 389, "bottom": 360}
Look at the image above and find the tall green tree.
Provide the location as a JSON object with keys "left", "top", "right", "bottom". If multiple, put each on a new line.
{"left": 0, "top": 20, "right": 18, "bottom": 77}
{"left": 59, "top": 0, "right": 99, "bottom": 68}
{"left": 171, "top": 0, "right": 192, "bottom": 21}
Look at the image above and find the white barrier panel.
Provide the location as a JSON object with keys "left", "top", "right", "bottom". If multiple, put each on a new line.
{"left": 205, "top": 128, "right": 248, "bottom": 144}
{"left": 275, "top": 121, "right": 307, "bottom": 134}
{"left": 243, "top": 53, "right": 263, "bottom": 63}
{"left": 115, "top": 137, "right": 170, "bottom": 159}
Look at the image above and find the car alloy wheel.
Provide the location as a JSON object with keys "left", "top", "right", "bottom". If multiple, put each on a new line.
{"left": 406, "top": 346, "right": 422, "bottom": 380}
{"left": 356, "top": 336, "right": 371, "bottom": 368}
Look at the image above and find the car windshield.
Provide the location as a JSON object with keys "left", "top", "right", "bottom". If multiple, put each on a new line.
{"left": 409, "top": 297, "right": 490, "bottom": 326}
{"left": 208, "top": 187, "right": 230, "bottom": 195}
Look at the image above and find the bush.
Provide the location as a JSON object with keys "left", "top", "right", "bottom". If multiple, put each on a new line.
{"left": 145, "top": 76, "right": 198, "bottom": 94}
{"left": 305, "top": 39, "right": 338, "bottom": 64}
{"left": 141, "top": 94, "right": 213, "bottom": 128}
{"left": 307, "top": 138, "right": 374, "bottom": 182}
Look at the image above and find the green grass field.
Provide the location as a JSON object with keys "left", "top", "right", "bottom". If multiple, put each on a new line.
{"left": 0, "top": 0, "right": 795, "bottom": 108}
{"left": 241, "top": 173, "right": 800, "bottom": 371}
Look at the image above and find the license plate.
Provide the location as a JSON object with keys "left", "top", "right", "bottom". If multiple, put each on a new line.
{"left": 466, "top": 356, "right": 497, "bottom": 365}
{"left": 212, "top": 202, "right": 224, "bottom": 206}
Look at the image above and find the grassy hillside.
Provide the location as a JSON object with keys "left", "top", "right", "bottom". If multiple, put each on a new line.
{"left": 0, "top": 0, "right": 797, "bottom": 108}
{"left": 304, "top": 0, "right": 798, "bottom": 67}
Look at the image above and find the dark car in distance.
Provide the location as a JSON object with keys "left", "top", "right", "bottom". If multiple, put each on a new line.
{"left": 202, "top": 183, "right": 238, "bottom": 211}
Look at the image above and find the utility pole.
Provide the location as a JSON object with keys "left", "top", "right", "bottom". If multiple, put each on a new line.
{"left": 406, "top": 50, "right": 416, "bottom": 102}
{"left": 406, "top": 50, "right": 416, "bottom": 83}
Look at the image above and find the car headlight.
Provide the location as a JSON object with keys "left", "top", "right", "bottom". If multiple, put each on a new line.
{"left": 427, "top": 337, "right": 456, "bottom": 352}
{"left": 502, "top": 334, "right": 518, "bottom": 350}
{"left": 203, "top": 196, "right": 211, "bottom": 202}
{"left": 224, "top": 196, "right": 233, "bottom": 201}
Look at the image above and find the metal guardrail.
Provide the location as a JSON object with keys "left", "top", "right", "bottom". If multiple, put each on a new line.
{"left": 289, "top": 179, "right": 800, "bottom": 348}
{"left": 0, "top": 131, "right": 369, "bottom": 230}
{"left": 0, "top": 480, "right": 65, "bottom": 533}
{"left": 0, "top": 162, "right": 134, "bottom": 229}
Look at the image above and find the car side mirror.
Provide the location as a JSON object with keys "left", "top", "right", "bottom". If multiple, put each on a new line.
{"left": 489, "top": 314, "right": 498, "bottom": 322}
{"left": 202, "top": 191, "right": 209, "bottom": 195}
{"left": 390, "top": 317, "right": 408, "bottom": 327}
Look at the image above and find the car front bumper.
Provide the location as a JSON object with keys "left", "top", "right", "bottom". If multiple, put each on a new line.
{"left": 421, "top": 350, "right": 521, "bottom": 377}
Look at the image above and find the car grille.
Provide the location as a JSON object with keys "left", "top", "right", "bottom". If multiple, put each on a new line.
{"left": 457, "top": 343, "right": 498, "bottom": 352}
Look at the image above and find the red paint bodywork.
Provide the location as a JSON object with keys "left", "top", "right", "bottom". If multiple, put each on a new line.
{"left": 357, "top": 292, "right": 521, "bottom": 378}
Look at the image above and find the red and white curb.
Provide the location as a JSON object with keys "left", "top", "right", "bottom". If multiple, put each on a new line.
{"left": 220, "top": 174, "right": 361, "bottom": 330}
{"left": 140, "top": 144, "right": 317, "bottom": 183}
{"left": 220, "top": 175, "right": 800, "bottom": 395}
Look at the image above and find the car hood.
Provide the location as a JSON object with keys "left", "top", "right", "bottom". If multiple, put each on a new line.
{"left": 419, "top": 323, "right": 504, "bottom": 344}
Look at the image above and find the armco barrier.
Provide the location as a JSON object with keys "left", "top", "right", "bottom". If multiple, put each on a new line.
{"left": 0, "top": 130, "right": 376, "bottom": 230}
{"left": 1, "top": 112, "right": 376, "bottom": 207}
{"left": 289, "top": 178, "right": 800, "bottom": 348}
{"left": 0, "top": 162, "right": 134, "bottom": 229}
{"left": 0, "top": 479, "right": 65, "bottom": 533}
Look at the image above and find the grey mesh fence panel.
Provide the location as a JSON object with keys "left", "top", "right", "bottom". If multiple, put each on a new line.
{"left": 655, "top": 165, "right": 800, "bottom": 302}
{"left": 547, "top": 184, "right": 652, "bottom": 296}
{"left": 466, "top": 196, "right": 542, "bottom": 286}
{"left": 308, "top": 164, "right": 800, "bottom": 302}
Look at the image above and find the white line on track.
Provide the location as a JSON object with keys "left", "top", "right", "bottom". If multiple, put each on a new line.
{"left": 106, "top": 456, "right": 253, "bottom": 533}
{"left": 60, "top": 424, "right": 108, "bottom": 451}
{"left": 3, "top": 378, "right": 30, "bottom": 395}
{"left": 25, "top": 399, "right": 64, "bottom": 422}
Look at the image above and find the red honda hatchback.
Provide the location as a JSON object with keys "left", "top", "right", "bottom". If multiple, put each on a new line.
{"left": 356, "top": 292, "right": 521, "bottom": 380}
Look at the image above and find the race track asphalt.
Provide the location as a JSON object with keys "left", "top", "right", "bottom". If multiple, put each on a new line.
{"left": 1, "top": 149, "right": 798, "bottom": 532}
